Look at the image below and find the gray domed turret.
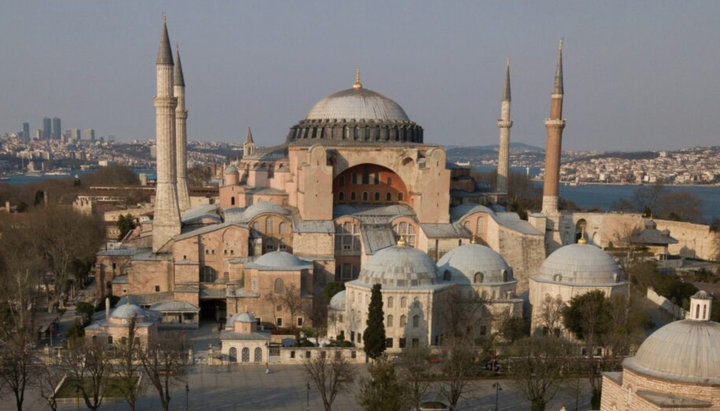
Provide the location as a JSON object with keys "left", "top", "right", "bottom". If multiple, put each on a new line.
{"left": 537, "top": 243, "right": 623, "bottom": 285}
{"left": 437, "top": 244, "right": 514, "bottom": 285}
{"left": 357, "top": 244, "right": 438, "bottom": 287}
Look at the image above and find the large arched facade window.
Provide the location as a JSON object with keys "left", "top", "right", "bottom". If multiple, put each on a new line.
{"left": 332, "top": 164, "right": 409, "bottom": 205}
{"left": 201, "top": 266, "right": 217, "bottom": 283}
{"left": 392, "top": 221, "right": 417, "bottom": 248}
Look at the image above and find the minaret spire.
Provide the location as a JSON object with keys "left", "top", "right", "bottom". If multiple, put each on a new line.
{"left": 542, "top": 39, "right": 567, "bottom": 215}
{"left": 174, "top": 44, "right": 191, "bottom": 212}
{"left": 153, "top": 17, "right": 181, "bottom": 252}
{"left": 496, "top": 57, "right": 513, "bottom": 194}
{"left": 353, "top": 67, "right": 362, "bottom": 89}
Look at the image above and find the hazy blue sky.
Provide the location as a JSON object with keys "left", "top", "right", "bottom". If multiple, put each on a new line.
{"left": 2, "top": 1, "right": 720, "bottom": 151}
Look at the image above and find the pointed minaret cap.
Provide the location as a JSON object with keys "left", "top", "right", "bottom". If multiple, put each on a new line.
{"left": 244, "top": 127, "right": 254, "bottom": 144}
{"left": 174, "top": 44, "right": 185, "bottom": 86}
{"left": 553, "top": 39, "right": 563, "bottom": 95}
{"left": 503, "top": 57, "right": 511, "bottom": 102}
{"left": 157, "top": 16, "right": 174, "bottom": 65}
{"left": 353, "top": 67, "right": 363, "bottom": 89}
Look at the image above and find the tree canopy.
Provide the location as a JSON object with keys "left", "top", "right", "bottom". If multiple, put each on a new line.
{"left": 362, "top": 284, "right": 386, "bottom": 360}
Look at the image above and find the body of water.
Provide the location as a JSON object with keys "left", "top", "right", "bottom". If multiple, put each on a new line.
{"left": 2, "top": 168, "right": 155, "bottom": 186}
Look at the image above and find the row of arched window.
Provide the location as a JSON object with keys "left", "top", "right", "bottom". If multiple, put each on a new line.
{"left": 228, "top": 346, "right": 263, "bottom": 363}
{"left": 386, "top": 314, "right": 420, "bottom": 328}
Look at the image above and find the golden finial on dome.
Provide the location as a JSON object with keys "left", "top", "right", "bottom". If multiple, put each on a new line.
{"left": 578, "top": 221, "right": 587, "bottom": 245}
{"left": 353, "top": 66, "right": 362, "bottom": 89}
{"left": 469, "top": 236, "right": 476, "bottom": 244}
{"left": 397, "top": 235, "right": 406, "bottom": 247}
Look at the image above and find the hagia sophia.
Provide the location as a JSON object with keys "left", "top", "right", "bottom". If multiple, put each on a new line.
{"left": 90, "top": 21, "right": 720, "bottom": 408}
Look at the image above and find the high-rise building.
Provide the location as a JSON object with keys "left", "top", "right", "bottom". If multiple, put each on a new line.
{"left": 35, "top": 129, "right": 42, "bottom": 140}
{"left": 83, "top": 128, "right": 95, "bottom": 141}
{"left": 22, "top": 123, "right": 30, "bottom": 143}
{"left": 42, "top": 117, "right": 51, "bottom": 140}
{"left": 73, "top": 128, "right": 81, "bottom": 140}
{"left": 52, "top": 117, "right": 61, "bottom": 140}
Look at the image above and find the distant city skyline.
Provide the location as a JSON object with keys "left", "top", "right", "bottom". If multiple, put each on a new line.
{"left": 2, "top": 2, "right": 720, "bottom": 151}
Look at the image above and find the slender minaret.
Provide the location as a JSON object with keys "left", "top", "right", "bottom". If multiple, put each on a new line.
{"left": 243, "top": 126, "right": 255, "bottom": 157}
{"left": 496, "top": 57, "right": 513, "bottom": 193}
{"left": 541, "top": 40, "right": 566, "bottom": 214}
{"left": 153, "top": 18, "right": 181, "bottom": 252}
{"left": 174, "top": 44, "right": 191, "bottom": 212}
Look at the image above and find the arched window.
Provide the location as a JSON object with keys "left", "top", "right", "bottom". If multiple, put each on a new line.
{"left": 362, "top": 192, "right": 369, "bottom": 201}
{"left": 266, "top": 217, "right": 273, "bottom": 234}
{"left": 400, "top": 297, "right": 407, "bottom": 308}
{"left": 229, "top": 347, "right": 237, "bottom": 362}
{"left": 398, "top": 192, "right": 404, "bottom": 201}
{"left": 387, "top": 315, "right": 394, "bottom": 328}
{"left": 339, "top": 192, "right": 345, "bottom": 201}
{"left": 201, "top": 266, "right": 217, "bottom": 283}
{"left": 443, "top": 270, "right": 452, "bottom": 281}
{"left": 254, "top": 347, "right": 262, "bottom": 362}
{"left": 502, "top": 269, "right": 510, "bottom": 282}
{"left": 252, "top": 222, "right": 260, "bottom": 232}
{"left": 412, "top": 315, "right": 419, "bottom": 328}
{"left": 374, "top": 192, "right": 380, "bottom": 201}
{"left": 242, "top": 347, "right": 250, "bottom": 362}
{"left": 474, "top": 272, "right": 484, "bottom": 283}
{"left": 279, "top": 222, "right": 288, "bottom": 235}
{"left": 231, "top": 197, "right": 236, "bottom": 206}
{"left": 274, "top": 278, "right": 285, "bottom": 293}
{"left": 387, "top": 297, "right": 394, "bottom": 308}
{"left": 386, "top": 192, "right": 391, "bottom": 201}
{"left": 400, "top": 315, "right": 407, "bottom": 326}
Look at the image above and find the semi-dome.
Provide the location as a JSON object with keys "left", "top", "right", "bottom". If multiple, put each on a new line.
{"left": 437, "top": 244, "right": 513, "bottom": 285}
{"left": 623, "top": 320, "right": 720, "bottom": 385}
{"left": 329, "top": 290, "right": 346, "bottom": 311}
{"left": 247, "top": 251, "right": 312, "bottom": 271}
{"left": 357, "top": 245, "right": 438, "bottom": 287}
{"left": 111, "top": 303, "right": 147, "bottom": 320}
{"left": 240, "top": 201, "right": 290, "bottom": 223}
{"left": 286, "top": 71, "right": 423, "bottom": 145}
{"left": 537, "top": 243, "right": 623, "bottom": 285}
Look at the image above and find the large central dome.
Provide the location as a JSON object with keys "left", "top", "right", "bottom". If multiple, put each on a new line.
{"left": 287, "top": 71, "right": 423, "bottom": 145}
{"left": 305, "top": 87, "right": 410, "bottom": 122}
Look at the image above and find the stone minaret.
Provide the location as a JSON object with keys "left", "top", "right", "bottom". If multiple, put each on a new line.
{"left": 542, "top": 40, "right": 566, "bottom": 214}
{"left": 174, "top": 44, "right": 191, "bottom": 212}
{"left": 243, "top": 126, "right": 255, "bottom": 157}
{"left": 152, "top": 19, "right": 181, "bottom": 252}
{"left": 496, "top": 57, "right": 513, "bottom": 193}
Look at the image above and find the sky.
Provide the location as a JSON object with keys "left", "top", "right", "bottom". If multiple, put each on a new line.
{"left": 2, "top": 1, "right": 720, "bottom": 151}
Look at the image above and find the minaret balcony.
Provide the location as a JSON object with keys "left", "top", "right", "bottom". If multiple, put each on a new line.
{"left": 497, "top": 120, "right": 513, "bottom": 128}
{"left": 544, "top": 118, "right": 566, "bottom": 127}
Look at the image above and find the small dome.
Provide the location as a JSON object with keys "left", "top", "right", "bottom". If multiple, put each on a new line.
{"left": 248, "top": 251, "right": 311, "bottom": 271}
{"left": 305, "top": 87, "right": 409, "bottom": 122}
{"left": 437, "top": 244, "right": 513, "bottom": 285}
{"left": 358, "top": 246, "right": 438, "bottom": 287}
{"left": 111, "top": 304, "right": 147, "bottom": 320}
{"left": 537, "top": 243, "right": 622, "bottom": 285}
{"left": 329, "top": 290, "right": 346, "bottom": 311}
{"left": 233, "top": 312, "right": 257, "bottom": 323}
{"left": 623, "top": 319, "right": 720, "bottom": 385}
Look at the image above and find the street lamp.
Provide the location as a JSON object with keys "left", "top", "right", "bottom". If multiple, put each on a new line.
{"left": 185, "top": 383, "right": 189, "bottom": 411}
{"left": 265, "top": 341, "right": 270, "bottom": 374}
{"left": 306, "top": 381, "right": 310, "bottom": 411}
{"left": 493, "top": 382, "right": 502, "bottom": 411}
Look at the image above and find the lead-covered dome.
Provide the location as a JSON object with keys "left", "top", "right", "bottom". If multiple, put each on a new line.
{"left": 287, "top": 73, "right": 423, "bottom": 145}
{"left": 358, "top": 245, "right": 438, "bottom": 287}
{"left": 247, "top": 251, "right": 312, "bottom": 271}
{"left": 329, "top": 290, "right": 346, "bottom": 311}
{"left": 437, "top": 244, "right": 514, "bottom": 285}
{"left": 111, "top": 303, "right": 148, "bottom": 320}
{"left": 537, "top": 243, "right": 623, "bottom": 285}
{"left": 623, "top": 320, "right": 720, "bottom": 385}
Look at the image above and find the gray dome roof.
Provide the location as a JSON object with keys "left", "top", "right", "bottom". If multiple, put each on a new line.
{"left": 241, "top": 201, "right": 290, "bottom": 223}
{"left": 623, "top": 319, "right": 720, "bottom": 385}
{"left": 358, "top": 246, "right": 438, "bottom": 287}
{"left": 305, "top": 87, "right": 409, "bottom": 122}
{"left": 537, "top": 243, "right": 623, "bottom": 285}
{"left": 329, "top": 290, "right": 346, "bottom": 311}
{"left": 111, "top": 304, "right": 147, "bottom": 320}
{"left": 232, "top": 312, "right": 257, "bottom": 323}
{"left": 437, "top": 244, "right": 513, "bottom": 285}
{"left": 247, "top": 251, "right": 311, "bottom": 271}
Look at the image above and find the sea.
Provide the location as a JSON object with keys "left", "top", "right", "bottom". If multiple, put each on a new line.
{"left": 4, "top": 166, "right": 720, "bottom": 223}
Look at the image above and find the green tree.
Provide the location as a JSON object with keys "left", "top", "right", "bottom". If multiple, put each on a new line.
{"left": 362, "top": 284, "right": 386, "bottom": 360}
{"left": 117, "top": 214, "right": 136, "bottom": 240}
{"left": 323, "top": 282, "right": 346, "bottom": 301}
{"left": 357, "top": 356, "right": 408, "bottom": 411}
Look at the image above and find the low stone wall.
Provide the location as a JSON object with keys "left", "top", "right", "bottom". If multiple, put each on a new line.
{"left": 280, "top": 347, "right": 366, "bottom": 364}
{"left": 646, "top": 287, "right": 685, "bottom": 319}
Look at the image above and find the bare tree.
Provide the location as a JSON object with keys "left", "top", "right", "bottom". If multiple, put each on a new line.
{"left": 396, "top": 346, "right": 432, "bottom": 411}
{"left": 64, "top": 338, "right": 113, "bottom": 411}
{"left": 539, "top": 295, "right": 565, "bottom": 336}
{"left": 508, "top": 336, "right": 573, "bottom": 411}
{"left": 303, "top": 353, "right": 354, "bottom": 411}
{"left": 277, "top": 284, "right": 304, "bottom": 329}
{"left": 36, "top": 359, "right": 66, "bottom": 411}
{"left": 0, "top": 332, "right": 36, "bottom": 411}
{"left": 303, "top": 292, "right": 328, "bottom": 345}
{"left": 114, "top": 316, "right": 142, "bottom": 411}
{"left": 139, "top": 332, "right": 189, "bottom": 411}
